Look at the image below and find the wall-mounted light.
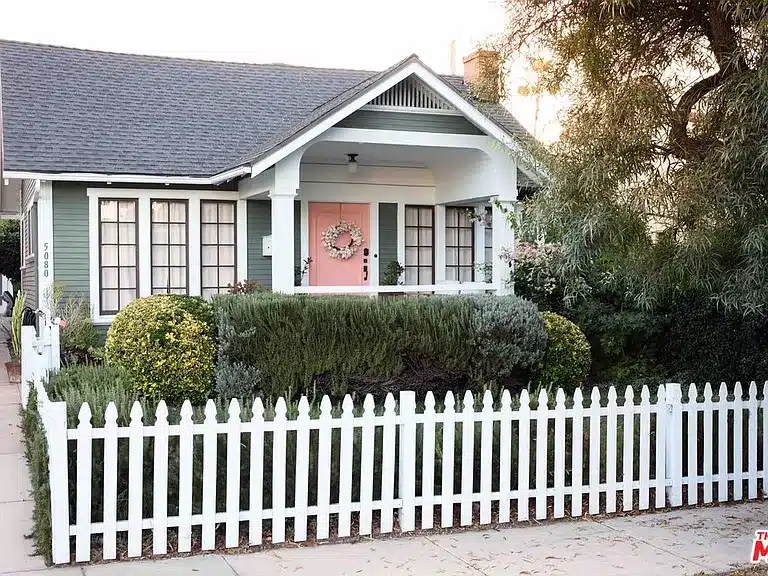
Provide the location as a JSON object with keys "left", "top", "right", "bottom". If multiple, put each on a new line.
{"left": 347, "top": 153, "right": 358, "bottom": 174}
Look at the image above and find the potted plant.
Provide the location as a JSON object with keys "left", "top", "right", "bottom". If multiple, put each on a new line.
{"left": 380, "top": 261, "right": 405, "bottom": 297}
{"left": 5, "top": 292, "right": 25, "bottom": 383}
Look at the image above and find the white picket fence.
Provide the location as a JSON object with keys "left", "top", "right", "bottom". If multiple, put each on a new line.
{"left": 35, "top": 379, "right": 766, "bottom": 565}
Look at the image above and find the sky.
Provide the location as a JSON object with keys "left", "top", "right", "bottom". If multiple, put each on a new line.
{"left": 0, "top": 0, "right": 562, "bottom": 141}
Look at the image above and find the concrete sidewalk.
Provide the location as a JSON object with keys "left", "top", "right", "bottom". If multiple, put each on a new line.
{"left": 2, "top": 503, "right": 762, "bottom": 576}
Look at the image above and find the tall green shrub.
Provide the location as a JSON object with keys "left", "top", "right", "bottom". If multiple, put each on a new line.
{"left": 215, "top": 293, "right": 547, "bottom": 400}
{"left": 471, "top": 295, "right": 547, "bottom": 384}
{"left": 535, "top": 312, "right": 591, "bottom": 393}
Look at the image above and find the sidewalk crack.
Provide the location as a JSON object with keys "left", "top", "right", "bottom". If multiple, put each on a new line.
{"left": 422, "top": 534, "right": 490, "bottom": 576}
{"left": 591, "top": 517, "right": 711, "bottom": 571}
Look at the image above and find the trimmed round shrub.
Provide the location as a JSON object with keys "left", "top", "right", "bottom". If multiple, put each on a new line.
{"left": 104, "top": 295, "right": 215, "bottom": 403}
{"left": 535, "top": 312, "right": 591, "bottom": 392}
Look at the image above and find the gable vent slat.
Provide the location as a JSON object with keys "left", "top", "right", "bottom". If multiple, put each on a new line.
{"left": 369, "top": 76, "right": 453, "bottom": 110}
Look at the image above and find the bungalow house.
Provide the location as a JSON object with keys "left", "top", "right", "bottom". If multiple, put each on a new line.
{"left": 0, "top": 40, "right": 539, "bottom": 325}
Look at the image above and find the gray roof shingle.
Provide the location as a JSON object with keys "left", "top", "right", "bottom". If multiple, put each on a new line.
{"left": 0, "top": 41, "right": 533, "bottom": 178}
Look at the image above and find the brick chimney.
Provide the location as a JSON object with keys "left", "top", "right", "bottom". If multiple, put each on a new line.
{"left": 463, "top": 50, "right": 501, "bottom": 102}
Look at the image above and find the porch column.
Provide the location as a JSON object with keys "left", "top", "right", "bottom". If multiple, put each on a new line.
{"left": 270, "top": 151, "right": 302, "bottom": 293}
{"left": 489, "top": 149, "right": 518, "bottom": 295}
{"left": 473, "top": 202, "right": 487, "bottom": 282}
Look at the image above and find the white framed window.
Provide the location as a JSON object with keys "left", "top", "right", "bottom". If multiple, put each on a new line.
{"left": 404, "top": 205, "right": 434, "bottom": 285}
{"left": 151, "top": 200, "right": 188, "bottom": 295}
{"left": 200, "top": 200, "right": 237, "bottom": 298}
{"left": 21, "top": 204, "right": 37, "bottom": 264}
{"left": 446, "top": 207, "right": 474, "bottom": 282}
{"left": 99, "top": 199, "right": 138, "bottom": 315}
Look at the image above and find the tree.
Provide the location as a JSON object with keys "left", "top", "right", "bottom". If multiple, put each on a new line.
{"left": 0, "top": 219, "right": 21, "bottom": 284}
{"left": 493, "top": 0, "right": 768, "bottom": 313}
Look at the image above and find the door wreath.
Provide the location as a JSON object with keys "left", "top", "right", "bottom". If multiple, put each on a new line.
{"left": 322, "top": 219, "right": 363, "bottom": 260}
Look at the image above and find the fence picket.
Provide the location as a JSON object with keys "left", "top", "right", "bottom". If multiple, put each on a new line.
{"left": 606, "top": 387, "right": 617, "bottom": 514}
{"left": 339, "top": 395, "right": 354, "bottom": 537}
{"left": 718, "top": 383, "right": 729, "bottom": 502}
{"left": 316, "top": 397, "right": 332, "bottom": 540}
{"left": 703, "top": 384, "right": 713, "bottom": 503}
{"left": 571, "top": 388, "right": 583, "bottom": 517}
{"left": 272, "top": 398, "right": 288, "bottom": 543}
{"left": 153, "top": 401, "right": 170, "bottom": 555}
{"left": 380, "top": 394, "right": 396, "bottom": 533}
{"left": 499, "top": 390, "right": 513, "bottom": 523}
{"left": 102, "top": 402, "right": 118, "bottom": 560}
{"left": 639, "top": 386, "right": 651, "bottom": 510}
{"left": 249, "top": 399, "right": 265, "bottom": 545}
{"left": 128, "top": 402, "right": 144, "bottom": 557}
{"left": 654, "top": 384, "right": 666, "bottom": 509}
{"left": 480, "top": 390, "right": 493, "bottom": 525}
{"left": 554, "top": 389, "right": 566, "bottom": 518}
{"left": 748, "top": 382, "right": 758, "bottom": 500}
{"left": 75, "top": 403, "right": 93, "bottom": 562}
{"left": 763, "top": 382, "right": 768, "bottom": 497}
{"left": 622, "top": 387, "right": 634, "bottom": 512}
{"left": 733, "top": 382, "right": 743, "bottom": 501}
{"left": 665, "top": 384, "right": 683, "bottom": 507}
{"left": 687, "top": 384, "right": 698, "bottom": 505}
{"left": 461, "top": 391, "right": 475, "bottom": 526}
{"left": 518, "top": 389, "right": 531, "bottom": 521}
{"left": 441, "top": 392, "right": 456, "bottom": 528}
{"left": 359, "top": 395, "right": 375, "bottom": 536}
{"left": 178, "top": 401, "right": 194, "bottom": 553}
{"left": 589, "top": 388, "right": 601, "bottom": 515}
{"left": 421, "top": 392, "right": 436, "bottom": 530}
{"left": 536, "top": 389, "right": 549, "bottom": 520}
{"left": 294, "top": 397, "right": 310, "bottom": 542}
{"left": 399, "top": 391, "right": 417, "bottom": 532}
{"left": 202, "top": 400, "right": 218, "bottom": 550}
{"left": 225, "top": 399, "right": 242, "bottom": 548}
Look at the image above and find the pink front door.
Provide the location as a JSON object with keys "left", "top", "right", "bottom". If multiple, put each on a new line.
{"left": 309, "top": 202, "right": 370, "bottom": 286}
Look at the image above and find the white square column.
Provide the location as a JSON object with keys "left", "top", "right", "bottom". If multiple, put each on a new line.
{"left": 269, "top": 151, "right": 302, "bottom": 293}
{"left": 488, "top": 149, "right": 518, "bottom": 295}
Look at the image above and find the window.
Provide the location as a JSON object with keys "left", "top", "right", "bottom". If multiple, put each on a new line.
{"left": 99, "top": 199, "right": 137, "bottom": 314}
{"left": 201, "top": 200, "right": 236, "bottom": 298}
{"left": 404, "top": 205, "right": 434, "bottom": 285}
{"left": 151, "top": 200, "right": 188, "bottom": 295}
{"left": 484, "top": 207, "right": 492, "bottom": 282}
{"left": 446, "top": 207, "right": 474, "bottom": 282}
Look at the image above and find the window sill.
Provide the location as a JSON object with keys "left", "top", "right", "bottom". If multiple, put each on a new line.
{"left": 92, "top": 315, "right": 116, "bottom": 326}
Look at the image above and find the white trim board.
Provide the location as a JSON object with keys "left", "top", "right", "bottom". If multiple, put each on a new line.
{"left": 4, "top": 166, "right": 250, "bottom": 186}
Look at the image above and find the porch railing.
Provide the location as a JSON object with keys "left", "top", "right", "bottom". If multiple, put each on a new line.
{"left": 293, "top": 282, "right": 498, "bottom": 295}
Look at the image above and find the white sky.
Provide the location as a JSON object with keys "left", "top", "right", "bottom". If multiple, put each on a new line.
{"left": 0, "top": 0, "right": 562, "bottom": 141}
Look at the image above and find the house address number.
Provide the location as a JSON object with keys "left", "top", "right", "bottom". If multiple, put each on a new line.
{"left": 43, "top": 242, "right": 50, "bottom": 278}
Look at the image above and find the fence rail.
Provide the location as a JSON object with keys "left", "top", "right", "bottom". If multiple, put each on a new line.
{"left": 20, "top": 325, "right": 768, "bottom": 566}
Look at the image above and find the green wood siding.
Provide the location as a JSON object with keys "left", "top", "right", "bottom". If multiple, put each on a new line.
{"left": 378, "top": 203, "right": 398, "bottom": 280}
{"left": 247, "top": 200, "right": 301, "bottom": 289}
{"left": 53, "top": 182, "right": 90, "bottom": 299}
{"left": 20, "top": 259, "right": 36, "bottom": 308}
{"left": 336, "top": 110, "right": 484, "bottom": 135}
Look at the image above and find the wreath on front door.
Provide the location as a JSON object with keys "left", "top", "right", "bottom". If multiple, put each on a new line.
{"left": 322, "top": 219, "right": 364, "bottom": 260}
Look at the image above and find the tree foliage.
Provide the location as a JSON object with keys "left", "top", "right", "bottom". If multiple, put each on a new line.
{"left": 0, "top": 219, "right": 20, "bottom": 284}
{"left": 495, "top": 0, "right": 768, "bottom": 313}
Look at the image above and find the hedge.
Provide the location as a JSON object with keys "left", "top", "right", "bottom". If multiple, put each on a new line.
{"left": 534, "top": 312, "right": 591, "bottom": 393}
{"left": 214, "top": 293, "right": 546, "bottom": 400}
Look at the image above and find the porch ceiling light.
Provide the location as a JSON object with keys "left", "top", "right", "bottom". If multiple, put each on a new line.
{"left": 347, "top": 153, "right": 358, "bottom": 174}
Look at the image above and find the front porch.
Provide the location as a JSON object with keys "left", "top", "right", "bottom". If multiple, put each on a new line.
{"left": 239, "top": 128, "right": 522, "bottom": 296}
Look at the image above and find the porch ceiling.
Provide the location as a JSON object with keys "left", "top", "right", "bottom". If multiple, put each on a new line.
{"left": 301, "top": 141, "right": 484, "bottom": 171}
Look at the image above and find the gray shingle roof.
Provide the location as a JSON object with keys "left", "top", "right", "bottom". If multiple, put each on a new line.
{"left": 0, "top": 40, "right": 533, "bottom": 178}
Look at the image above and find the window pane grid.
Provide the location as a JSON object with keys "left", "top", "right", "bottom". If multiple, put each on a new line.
{"left": 484, "top": 207, "right": 493, "bottom": 282}
{"left": 404, "top": 205, "right": 434, "bottom": 285}
{"left": 200, "top": 200, "right": 236, "bottom": 297}
{"left": 151, "top": 200, "right": 188, "bottom": 295}
{"left": 99, "top": 199, "right": 137, "bottom": 315}
{"left": 446, "top": 207, "right": 474, "bottom": 282}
